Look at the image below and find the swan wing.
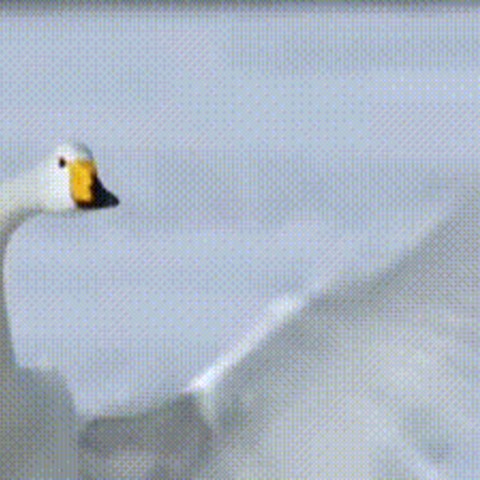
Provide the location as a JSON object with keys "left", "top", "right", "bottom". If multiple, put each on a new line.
{"left": 188, "top": 182, "right": 480, "bottom": 479}
{"left": 78, "top": 395, "right": 212, "bottom": 479}
{"left": 79, "top": 181, "right": 480, "bottom": 479}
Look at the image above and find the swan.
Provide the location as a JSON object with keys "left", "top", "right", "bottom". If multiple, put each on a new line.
{"left": 0, "top": 142, "right": 118, "bottom": 479}
{"left": 79, "top": 178, "right": 480, "bottom": 479}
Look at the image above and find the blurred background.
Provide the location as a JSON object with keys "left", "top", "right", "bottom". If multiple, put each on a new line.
{"left": 0, "top": 2, "right": 477, "bottom": 414}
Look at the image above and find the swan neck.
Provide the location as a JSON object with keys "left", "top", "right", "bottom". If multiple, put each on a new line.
{"left": 0, "top": 186, "right": 39, "bottom": 374}
{"left": 0, "top": 251, "right": 13, "bottom": 372}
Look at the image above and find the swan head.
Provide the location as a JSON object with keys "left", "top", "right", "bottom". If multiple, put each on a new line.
{"left": 37, "top": 142, "right": 119, "bottom": 213}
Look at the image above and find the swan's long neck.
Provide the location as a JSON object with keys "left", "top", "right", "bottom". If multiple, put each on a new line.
{"left": 0, "top": 175, "right": 40, "bottom": 376}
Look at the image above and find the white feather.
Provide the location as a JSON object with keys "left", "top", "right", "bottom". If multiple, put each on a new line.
{"left": 79, "top": 178, "right": 480, "bottom": 479}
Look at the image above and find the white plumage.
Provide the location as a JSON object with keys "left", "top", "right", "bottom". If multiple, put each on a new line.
{"left": 0, "top": 143, "right": 118, "bottom": 478}
{"left": 80, "top": 178, "right": 480, "bottom": 479}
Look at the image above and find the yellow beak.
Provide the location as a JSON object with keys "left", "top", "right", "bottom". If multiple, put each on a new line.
{"left": 69, "top": 159, "right": 119, "bottom": 209}
{"left": 69, "top": 160, "right": 97, "bottom": 205}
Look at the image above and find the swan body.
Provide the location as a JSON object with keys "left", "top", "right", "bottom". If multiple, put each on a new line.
{"left": 79, "top": 180, "right": 480, "bottom": 479}
{"left": 0, "top": 143, "right": 118, "bottom": 478}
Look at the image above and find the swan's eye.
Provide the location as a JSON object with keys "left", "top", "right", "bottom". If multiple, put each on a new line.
{"left": 58, "top": 157, "right": 67, "bottom": 169}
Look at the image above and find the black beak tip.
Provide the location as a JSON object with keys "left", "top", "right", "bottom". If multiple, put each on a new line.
{"left": 93, "top": 177, "right": 119, "bottom": 209}
{"left": 77, "top": 178, "right": 120, "bottom": 210}
{"left": 100, "top": 189, "right": 120, "bottom": 208}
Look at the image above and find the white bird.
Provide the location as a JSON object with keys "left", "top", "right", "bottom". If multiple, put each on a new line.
{"left": 0, "top": 142, "right": 118, "bottom": 479}
{"left": 79, "top": 177, "right": 480, "bottom": 479}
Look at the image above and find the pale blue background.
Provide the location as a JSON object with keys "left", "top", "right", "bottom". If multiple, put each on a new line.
{"left": 0, "top": 4, "right": 477, "bottom": 414}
